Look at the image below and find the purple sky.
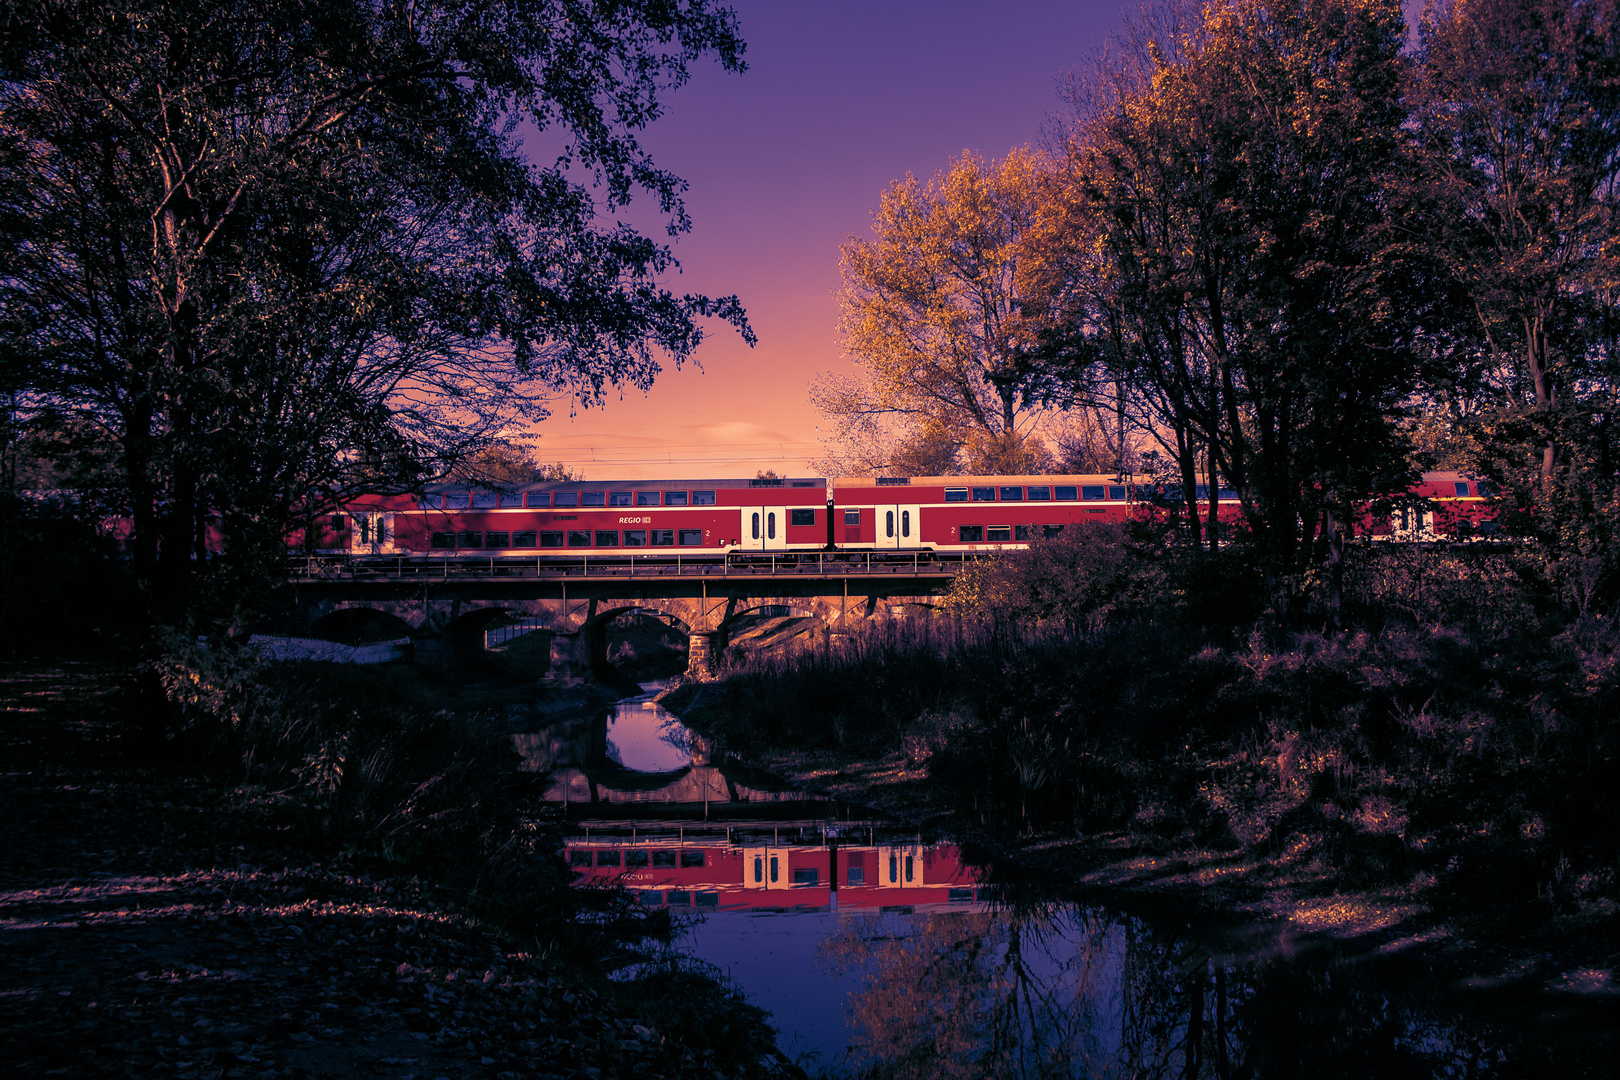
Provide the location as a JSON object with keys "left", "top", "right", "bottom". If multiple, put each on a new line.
{"left": 529, "top": 0, "right": 1131, "bottom": 479}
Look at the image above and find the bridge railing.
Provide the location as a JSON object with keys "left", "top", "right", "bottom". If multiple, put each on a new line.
{"left": 285, "top": 550, "right": 968, "bottom": 582}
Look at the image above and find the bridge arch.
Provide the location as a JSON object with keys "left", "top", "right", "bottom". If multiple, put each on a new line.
{"left": 578, "top": 604, "right": 696, "bottom": 681}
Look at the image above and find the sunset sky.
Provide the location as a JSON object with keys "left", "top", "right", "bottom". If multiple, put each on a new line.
{"left": 525, "top": 0, "right": 1130, "bottom": 480}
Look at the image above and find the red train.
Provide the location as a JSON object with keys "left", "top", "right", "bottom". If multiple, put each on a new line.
{"left": 565, "top": 834, "right": 987, "bottom": 914}
{"left": 307, "top": 470, "right": 1497, "bottom": 561}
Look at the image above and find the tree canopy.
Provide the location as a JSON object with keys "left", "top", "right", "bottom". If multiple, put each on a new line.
{"left": 0, "top": 0, "right": 752, "bottom": 626}
{"left": 815, "top": 148, "right": 1072, "bottom": 476}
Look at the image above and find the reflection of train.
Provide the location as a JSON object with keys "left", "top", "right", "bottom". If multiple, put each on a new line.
{"left": 310, "top": 470, "right": 1499, "bottom": 560}
{"left": 564, "top": 833, "right": 988, "bottom": 914}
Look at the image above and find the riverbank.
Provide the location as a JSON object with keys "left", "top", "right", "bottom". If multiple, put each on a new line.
{"left": 659, "top": 619, "right": 1620, "bottom": 999}
{"left": 0, "top": 657, "right": 797, "bottom": 1079}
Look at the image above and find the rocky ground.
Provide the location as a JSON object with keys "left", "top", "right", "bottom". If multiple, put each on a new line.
{"left": 0, "top": 661, "right": 796, "bottom": 1080}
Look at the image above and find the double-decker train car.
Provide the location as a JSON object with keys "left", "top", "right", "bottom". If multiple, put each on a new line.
{"left": 309, "top": 469, "right": 1499, "bottom": 561}
{"left": 565, "top": 835, "right": 987, "bottom": 914}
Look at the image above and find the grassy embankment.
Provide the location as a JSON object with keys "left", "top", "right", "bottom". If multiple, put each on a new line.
{"left": 1, "top": 644, "right": 797, "bottom": 1079}
{"left": 663, "top": 542, "right": 1620, "bottom": 962}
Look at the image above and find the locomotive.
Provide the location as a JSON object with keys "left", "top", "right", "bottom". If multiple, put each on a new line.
{"left": 310, "top": 470, "right": 1497, "bottom": 562}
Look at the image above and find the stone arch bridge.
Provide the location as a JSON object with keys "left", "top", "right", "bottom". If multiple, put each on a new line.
{"left": 288, "top": 562, "right": 954, "bottom": 679}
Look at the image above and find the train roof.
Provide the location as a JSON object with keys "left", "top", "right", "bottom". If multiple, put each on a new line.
{"left": 419, "top": 477, "right": 826, "bottom": 492}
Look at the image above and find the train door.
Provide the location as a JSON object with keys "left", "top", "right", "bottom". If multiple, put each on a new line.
{"left": 877, "top": 843, "right": 923, "bottom": 887}
{"left": 740, "top": 506, "right": 783, "bottom": 551}
{"left": 349, "top": 511, "right": 395, "bottom": 555}
{"left": 742, "top": 846, "right": 793, "bottom": 890}
{"left": 874, "top": 504, "right": 920, "bottom": 550}
{"left": 1392, "top": 504, "right": 1433, "bottom": 541}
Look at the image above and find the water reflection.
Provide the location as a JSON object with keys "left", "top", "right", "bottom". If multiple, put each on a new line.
{"left": 603, "top": 682, "right": 698, "bottom": 772}
{"left": 542, "top": 694, "right": 1620, "bottom": 1077}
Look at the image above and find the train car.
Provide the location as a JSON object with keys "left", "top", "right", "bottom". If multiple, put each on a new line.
{"left": 316, "top": 477, "right": 830, "bottom": 561}
{"left": 829, "top": 474, "right": 1245, "bottom": 555}
{"left": 564, "top": 835, "right": 987, "bottom": 914}
{"left": 1355, "top": 471, "right": 1498, "bottom": 541}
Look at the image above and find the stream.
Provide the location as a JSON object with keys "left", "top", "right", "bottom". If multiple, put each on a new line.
{"left": 524, "top": 684, "right": 1620, "bottom": 1077}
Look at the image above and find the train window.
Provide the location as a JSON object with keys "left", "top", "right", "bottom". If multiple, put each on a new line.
{"left": 567, "top": 530, "right": 591, "bottom": 547}
{"left": 767, "top": 513, "right": 776, "bottom": 540}
{"left": 499, "top": 492, "right": 523, "bottom": 508}
{"left": 667, "top": 890, "right": 691, "bottom": 907}
{"left": 651, "top": 530, "right": 675, "bottom": 546}
{"left": 1055, "top": 486, "right": 1078, "bottom": 501}
{"left": 949, "top": 887, "right": 974, "bottom": 903}
{"left": 944, "top": 487, "right": 968, "bottom": 502}
{"left": 692, "top": 490, "right": 716, "bottom": 505}
{"left": 1082, "top": 486, "right": 1105, "bottom": 500}
{"left": 525, "top": 492, "right": 551, "bottom": 508}
{"left": 1194, "top": 484, "right": 1209, "bottom": 500}
{"left": 972, "top": 487, "right": 996, "bottom": 501}
{"left": 569, "top": 850, "right": 593, "bottom": 868}
{"left": 625, "top": 850, "right": 649, "bottom": 868}
{"left": 1219, "top": 488, "right": 1239, "bottom": 501}
{"left": 623, "top": 529, "right": 647, "bottom": 547}
{"left": 581, "top": 492, "right": 605, "bottom": 507}
{"left": 845, "top": 509, "right": 861, "bottom": 525}
{"left": 357, "top": 518, "right": 370, "bottom": 544}
{"left": 596, "top": 850, "right": 621, "bottom": 867}
{"left": 1000, "top": 486, "right": 1024, "bottom": 501}
{"left": 443, "top": 491, "right": 469, "bottom": 508}
{"left": 1455, "top": 482, "right": 1470, "bottom": 497}
{"left": 679, "top": 529, "right": 704, "bottom": 546}
{"left": 959, "top": 525, "right": 984, "bottom": 542}
{"left": 458, "top": 530, "right": 482, "bottom": 548}
{"left": 1027, "top": 486, "right": 1050, "bottom": 500}
{"left": 987, "top": 526, "right": 1012, "bottom": 541}
{"left": 1109, "top": 486, "right": 1127, "bottom": 501}
{"left": 793, "top": 868, "right": 819, "bottom": 886}
{"left": 888, "top": 855, "right": 897, "bottom": 884}
{"left": 905, "top": 854, "right": 914, "bottom": 882}
{"left": 636, "top": 491, "right": 659, "bottom": 506}
{"left": 512, "top": 531, "right": 536, "bottom": 547}
{"left": 885, "top": 510, "right": 894, "bottom": 538}
{"left": 639, "top": 890, "right": 663, "bottom": 906}
{"left": 485, "top": 531, "right": 510, "bottom": 548}
{"left": 553, "top": 492, "right": 579, "bottom": 507}
{"left": 651, "top": 850, "right": 677, "bottom": 868}
{"left": 696, "top": 891, "right": 719, "bottom": 908}
{"left": 431, "top": 532, "right": 453, "bottom": 549}
{"left": 1478, "top": 482, "right": 1497, "bottom": 498}
{"left": 751, "top": 513, "right": 760, "bottom": 540}
{"left": 1015, "top": 525, "right": 1030, "bottom": 541}
{"left": 609, "top": 491, "right": 632, "bottom": 507}
{"left": 539, "top": 531, "right": 564, "bottom": 547}
{"left": 665, "top": 491, "right": 690, "bottom": 506}
{"left": 680, "top": 849, "right": 705, "bottom": 868}
{"left": 770, "top": 856, "right": 779, "bottom": 883}
{"left": 901, "top": 510, "right": 910, "bottom": 538}
{"left": 791, "top": 509, "right": 815, "bottom": 526}
{"left": 594, "top": 530, "right": 618, "bottom": 546}
{"left": 331, "top": 514, "right": 346, "bottom": 530}
{"left": 847, "top": 866, "right": 865, "bottom": 885}
{"left": 1043, "top": 524, "right": 1064, "bottom": 538}
{"left": 753, "top": 856, "right": 763, "bottom": 884}
{"left": 471, "top": 492, "right": 498, "bottom": 508}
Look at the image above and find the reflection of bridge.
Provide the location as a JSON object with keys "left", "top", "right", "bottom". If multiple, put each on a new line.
{"left": 288, "top": 554, "right": 958, "bottom": 677}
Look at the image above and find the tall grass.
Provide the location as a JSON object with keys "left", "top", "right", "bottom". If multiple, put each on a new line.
{"left": 670, "top": 543, "right": 1620, "bottom": 904}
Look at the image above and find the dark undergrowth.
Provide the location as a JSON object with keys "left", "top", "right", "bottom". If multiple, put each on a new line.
{"left": 117, "top": 637, "right": 790, "bottom": 1074}
{"left": 668, "top": 543, "right": 1620, "bottom": 915}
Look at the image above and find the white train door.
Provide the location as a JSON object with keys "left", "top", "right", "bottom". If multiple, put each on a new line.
{"left": 875, "top": 504, "right": 920, "bottom": 550}
{"left": 742, "top": 847, "right": 793, "bottom": 890}
{"left": 350, "top": 511, "right": 395, "bottom": 555}
{"left": 740, "top": 506, "right": 782, "bottom": 551}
